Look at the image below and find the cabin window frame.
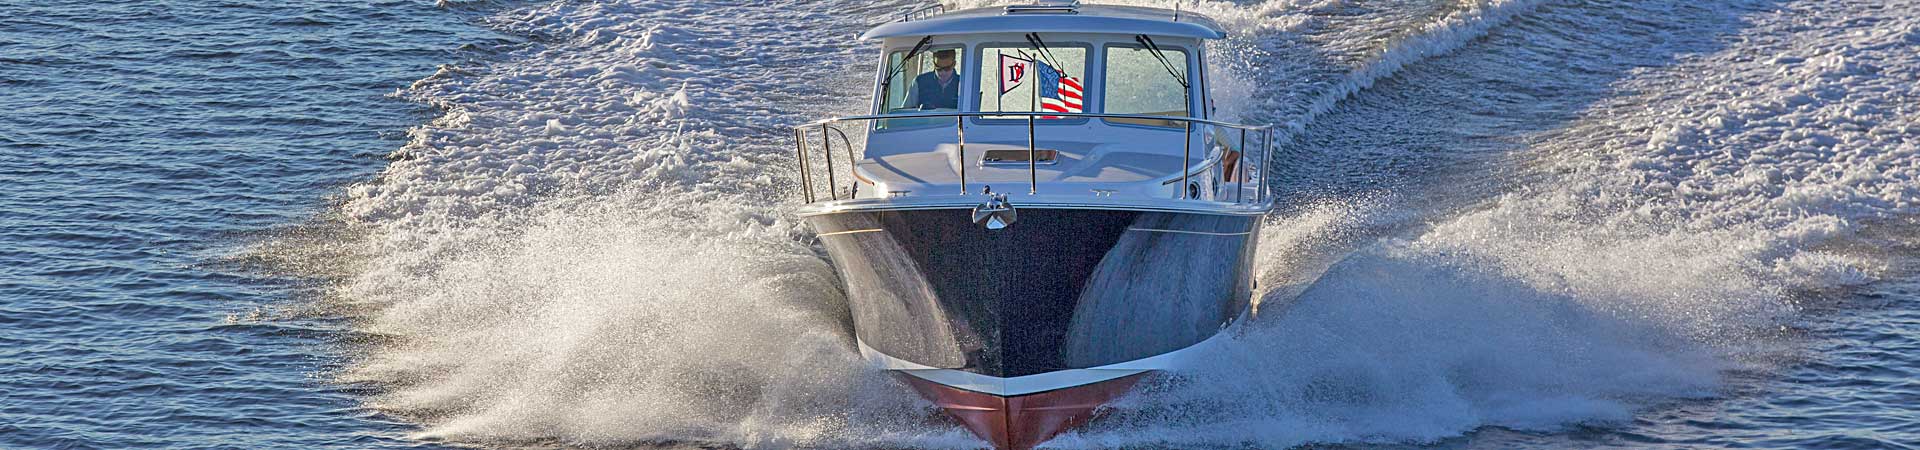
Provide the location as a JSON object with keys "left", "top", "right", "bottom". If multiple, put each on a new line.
{"left": 872, "top": 42, "right": 971, "bottom": 132}
{"left": 966, "top": 40, "right": 1096, "bottom": 126}
{"left": 1097, "top": 41, "right": 1203, "bottom": 130}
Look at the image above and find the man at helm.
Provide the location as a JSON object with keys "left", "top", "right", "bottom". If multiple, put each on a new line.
{"left": 905, "top": 49, "right": 960, "bottom": 110}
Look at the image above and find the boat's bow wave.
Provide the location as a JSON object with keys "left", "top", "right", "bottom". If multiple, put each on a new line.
{"left": 1061, "top": 0, "right": 1920, "bottom": 447}
{"left": 275, "top": 0, "right": 1918, "bottom": 447}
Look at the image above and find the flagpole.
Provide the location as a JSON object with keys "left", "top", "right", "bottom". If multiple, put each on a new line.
{"left": 1028, "top": 57, "right": 1038, "bottom": 114}
{"left": 996, "top": 51, "right": 1007, "bottom": 111}
{"left": 1028, "top": 63, "right": 1038, "bottom": 195}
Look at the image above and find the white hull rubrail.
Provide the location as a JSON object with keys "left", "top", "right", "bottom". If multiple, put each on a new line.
{"left": 789, "top": 2, "right": 1274, "bottom": 448}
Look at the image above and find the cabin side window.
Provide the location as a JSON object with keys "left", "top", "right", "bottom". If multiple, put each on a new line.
{"left": 1102, "top": 45, "right": 1192, "bottom": 128}
{"left": 977, "top": 45, "right": 1088, "bottom": 119}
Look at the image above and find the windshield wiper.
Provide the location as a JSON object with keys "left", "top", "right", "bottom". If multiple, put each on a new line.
{"left": 879, "top": 35, "right": 935, "bottom": 105}
{"left": 1135, "top": 34, "right": 1192, "bottom": 105}
{"left": 1024, "top": 32, "right": 1064, "bottom": 69}
{"left": 1135, "top": 35, "right": 1191, "bottom": 89}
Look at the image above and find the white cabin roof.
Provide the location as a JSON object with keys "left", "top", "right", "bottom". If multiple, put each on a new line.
{"left": 861, "top": 4, "right": 1228, "bottom": 41}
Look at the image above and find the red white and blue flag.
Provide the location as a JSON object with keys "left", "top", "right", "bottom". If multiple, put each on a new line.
{"left": 1000, "top": 53, "right": 1082, "bottom": 118}
{"left": 999, "top": 53, "right": 1030, "bottom": 96}
{"left": 1034, "top": 61, "right": 1083, "bottom": 118}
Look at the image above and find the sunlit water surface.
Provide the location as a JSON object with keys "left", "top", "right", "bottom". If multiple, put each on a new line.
{"left": 3, "top": 0, "right": 1917, "bottom": 449}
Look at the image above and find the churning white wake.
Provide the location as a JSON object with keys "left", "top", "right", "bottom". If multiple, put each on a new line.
{"left": 297, "top": 0, "right": 1920, "bottom": 448}
{"left": 323, "top": 0, "right": 984, "bottom": 447}
{"left": 1055, "top": 0, "right": 1920, "bottom": 447}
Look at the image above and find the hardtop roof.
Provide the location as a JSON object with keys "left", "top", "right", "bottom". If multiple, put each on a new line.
{"left": 861, "top": 4, "right": 1228, "bottom": 41}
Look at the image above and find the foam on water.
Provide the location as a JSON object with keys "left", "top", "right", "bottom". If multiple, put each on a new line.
{"left": 1060, "top": 0, "right": 1920, "bottom": 447}
{"left": 1282, "top": 0, "right": 1544, "bottom": 137}
{"left": 314, "top": 0, "right": 1583, "bottom": 447}
{"left": 340, "top": 207, "right": 985, "bottom": 448}
{"left": 321, "top": 0, "right": 982, "bottom": 446}
{"left": 303, "top": 0, "right": 1920, "bottom": 448}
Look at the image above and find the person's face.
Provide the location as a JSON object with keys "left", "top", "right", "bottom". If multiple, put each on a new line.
{"left": 935, "top": 55, "right": 955, "bottom": 71}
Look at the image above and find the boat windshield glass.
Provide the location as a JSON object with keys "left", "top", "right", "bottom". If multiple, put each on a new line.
{"left": 1103, "top": 45, "right": 1191, "bottom": 127}
{"left": 978, "top": 45, "right": 1087, "bottom": 119}
{"left": 877, "top": 45, "right": 964, "bottom": 129}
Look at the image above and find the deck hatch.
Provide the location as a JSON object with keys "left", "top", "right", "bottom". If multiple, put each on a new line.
{"left": 980, "top": 149, "right": 1059, "bottom": 166}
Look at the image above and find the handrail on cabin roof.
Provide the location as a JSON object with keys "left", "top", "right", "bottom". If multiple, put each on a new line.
{"left": 862, "top": 4, "right": 1227, "bottom": 41}
{"left": 898, "top": 3, "right": 947, "bottom": 23}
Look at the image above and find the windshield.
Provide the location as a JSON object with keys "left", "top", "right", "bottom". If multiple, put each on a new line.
{"left": 979, "top": 45, "right": 1087, "bottom": 118}
{"left": 1103, "top": 45, "right": 1191, "bottom": 127}
{"left": 877, "top": 45, "right": 963, "bottom": 129}
{"left": 879, "top": 46, "right": 963, "bottom": 114}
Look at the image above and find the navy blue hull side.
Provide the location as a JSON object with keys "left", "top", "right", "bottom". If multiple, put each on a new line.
{"left": 808, "top": 207, "right": 1258, "bottom": 378}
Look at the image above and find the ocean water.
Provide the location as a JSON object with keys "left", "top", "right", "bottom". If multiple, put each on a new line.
{"left": 3, "top": 0, "right": 1918, "bottom": 449}
{"left": 0, "top": 0, "right": 505, "bottom": 447}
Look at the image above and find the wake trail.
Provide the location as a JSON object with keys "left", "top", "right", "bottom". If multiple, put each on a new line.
{"left": 283, "top": 0, "right": 1582, "bottom": 448}
{"left": 310, "top": 1, "right": 987, "bottom": 448}
{"left": 1063, "top": 0, "right": 1920, "bottom": 448}
{"left": 1275, "top": 0, "right": 1547, "bottom": 140}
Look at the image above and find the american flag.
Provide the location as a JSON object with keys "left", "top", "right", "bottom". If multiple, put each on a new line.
{"left": 1035, "top": 62, "right": 1082, "bottom": 118}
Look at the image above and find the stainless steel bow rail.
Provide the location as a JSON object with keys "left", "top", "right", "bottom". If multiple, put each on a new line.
{"left": 790, "top": 111, "right": 1275, "bottom": 206}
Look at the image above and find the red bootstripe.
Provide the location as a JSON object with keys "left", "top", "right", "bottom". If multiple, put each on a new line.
{"left": 901, "top": 372, "right": 1150, "bottom": 450}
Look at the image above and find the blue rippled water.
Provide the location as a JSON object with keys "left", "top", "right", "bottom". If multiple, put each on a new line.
{"left": 5, "top": 0, "right": 1919, "bottom": 449}
{"left": 0, "top": 1, "right": 501, "bottom": 447}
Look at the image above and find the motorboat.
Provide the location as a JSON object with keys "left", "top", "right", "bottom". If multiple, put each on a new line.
{"left": 789, "top": 1, "right": 1274, "bottom": 448}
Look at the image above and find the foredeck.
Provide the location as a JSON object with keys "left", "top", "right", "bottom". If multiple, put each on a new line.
{"left": 790, "top": 111, "right": 1275, "bottom": 215}
{"left": 854, "top": 141, "right": 1182, "bottom": 185}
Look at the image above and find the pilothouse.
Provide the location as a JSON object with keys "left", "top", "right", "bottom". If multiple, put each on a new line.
{"left": 790, "top": 2, "right": 1275, "bottom": 448}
